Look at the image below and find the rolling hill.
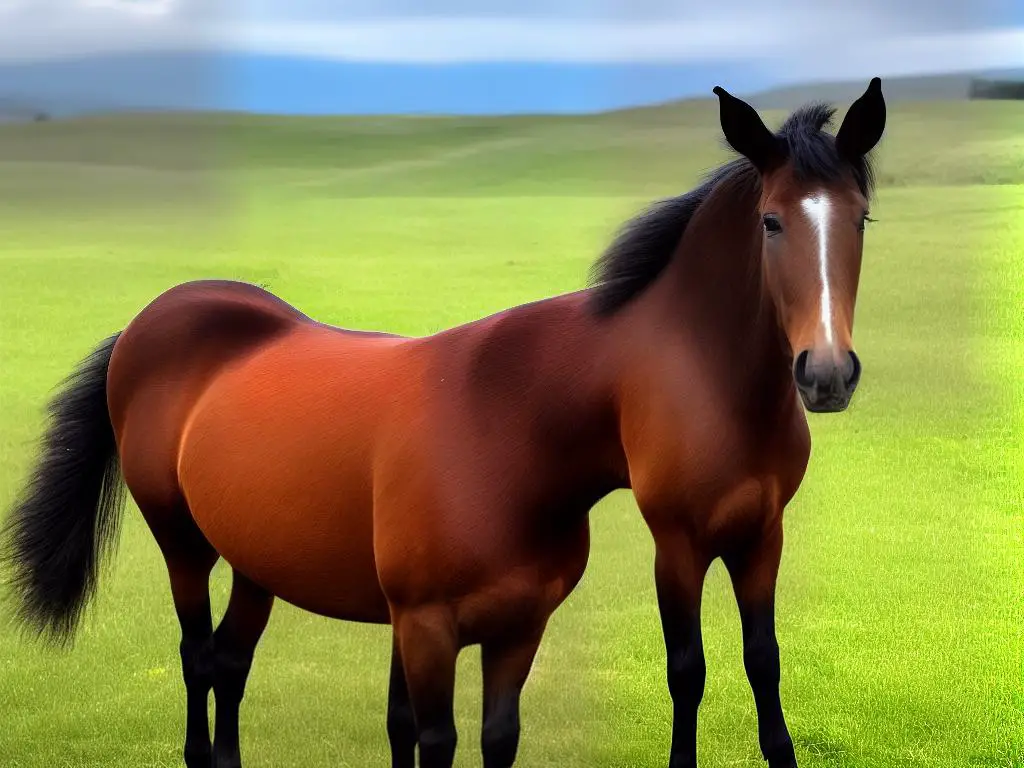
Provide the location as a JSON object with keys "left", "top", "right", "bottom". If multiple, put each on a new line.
{"left": 0, "top": 50, "right": 1021, "bottom": 121}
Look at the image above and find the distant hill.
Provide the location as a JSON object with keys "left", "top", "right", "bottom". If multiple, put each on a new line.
{"left": 746, "top": 70, "right": 1024, "bottom": 109}
{"left": 0, "top": 51, "right": 777, "bottom": 118}
{"left": 0, "top": 97, "right": 51, "bottom": 123}
{"left": 968, "top": 71, "right": 1024, "bottom": 100}
{"left": 747, "top": 74, "right": 972, "bottom": 109}
{"left": 0, "top": 52, "right": 219, "bottom": 119}
{"left": 0, "top": 49, "right": 1020, "bottom": 118}
{"left": 0, "top": 90, "right": 1019, "bottom": 211}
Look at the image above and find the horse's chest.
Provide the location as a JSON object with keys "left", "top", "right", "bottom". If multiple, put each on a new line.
{"left": 627, "top": 402, "right": 809, "bottom": 541}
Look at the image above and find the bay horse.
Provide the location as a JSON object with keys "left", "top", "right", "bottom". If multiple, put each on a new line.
{"left": 1, "top": 79, "right": 885, "bottom": 768}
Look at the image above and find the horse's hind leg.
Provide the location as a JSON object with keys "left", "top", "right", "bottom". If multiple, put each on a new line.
{"left": 158, "top": 515, "right": 220, "bottom": 768}
{"left": 210, "top": 570, "right": 274, "bottom": 768}
{"left": 387, "top": 637, "right": 417, "bottom": 768}
{"left": 392, "top": 607, "right": 459, "bottom": 768}
{"left": 479, "top": 627, "right": 545, "bottom": 768}
{"left": 169, "top": 556, "right": 217, "bottom": 767}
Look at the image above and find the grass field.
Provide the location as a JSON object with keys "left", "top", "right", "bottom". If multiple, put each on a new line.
{"left": 0, "top": 97, "right": 1021, "bottom": 767}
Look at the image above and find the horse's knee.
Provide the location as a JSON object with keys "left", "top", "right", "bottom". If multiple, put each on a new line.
{"left": 387, "top": 699, "right": 416, "bottom": 750}
{"left": 742, "top": 634, "right": 780, "bottom": 689}
{"left": 180, "top": 636, "right": 214, "bottom": 689}
{"left": 211, "top": 643, "right": 253, "bottom": 705}
{"left": 666, "top": 641, "right": 706, "bottom": 705}
{"left": 417, "top": 724, "right": 457, "bottom": 766}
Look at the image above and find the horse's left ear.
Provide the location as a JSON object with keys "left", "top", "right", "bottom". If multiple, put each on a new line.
{"left": 835, "top": 77, "right": 886, "bottom": 160}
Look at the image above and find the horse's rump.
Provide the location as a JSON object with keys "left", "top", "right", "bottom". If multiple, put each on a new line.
{"left": 111, "top": 282, "right": 414, "bottom": 622}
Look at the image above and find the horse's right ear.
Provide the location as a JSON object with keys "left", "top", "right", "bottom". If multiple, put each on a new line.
{"left": 713, "top": 86, "right": 784, "bottom": 172}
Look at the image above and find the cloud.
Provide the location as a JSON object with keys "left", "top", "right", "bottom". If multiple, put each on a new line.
{"left": 0, "top": 0, "right": 206, "bottom": 61}
{"left": 218, "top": 18, "right": 801, "bottom": 63}
{"left": 240, "top": 0, "right": 1013, "bottom": 30}
{"left": 0, "top": 1, "right": 1021, "bottom": 78}
{"left": 78, "top": 0, "right": 175, "bottom": 14}
{"left": 777, "top": 28, "right": 1024, "bottom": 80}
{"left": 210, "top": 18, "right": 1024, "bottom": 73}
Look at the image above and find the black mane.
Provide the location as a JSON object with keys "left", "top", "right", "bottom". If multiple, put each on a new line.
{"left": 587, "top": 102, "right": 877, "bottom": 316}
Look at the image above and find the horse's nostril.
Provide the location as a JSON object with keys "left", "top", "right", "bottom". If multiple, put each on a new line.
{"left": 793, "top": 350, "right": 813, "bottom": 388}
{"left": 846, "top": 351, "right": 862, "bottom": 389}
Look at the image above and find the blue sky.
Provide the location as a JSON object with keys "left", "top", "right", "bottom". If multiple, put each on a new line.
{"left": 0, "top": 1, "right": 1022, "bottom": 114}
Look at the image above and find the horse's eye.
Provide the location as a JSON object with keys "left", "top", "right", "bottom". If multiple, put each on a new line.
{"left": 858, "top": 213, "right": 875, "bottom": 232}
{"left": 763, "top": 214, "right": 782, "bottom": 235}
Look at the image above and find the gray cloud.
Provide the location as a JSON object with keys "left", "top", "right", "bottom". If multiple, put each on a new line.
{"left": 243, "top": 0, "right": 1012, "bottom": 31}
{"left": 0, "top": 0, "right": 1019, "bottom": 69}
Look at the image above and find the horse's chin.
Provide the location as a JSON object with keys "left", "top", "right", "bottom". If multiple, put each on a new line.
{"left": 799, "top": 392, "right": 852, "bottom": 413}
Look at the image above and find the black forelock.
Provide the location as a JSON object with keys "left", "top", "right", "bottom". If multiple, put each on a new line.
{"left": 776, "top": 102, "right": 875, "bottom": 198}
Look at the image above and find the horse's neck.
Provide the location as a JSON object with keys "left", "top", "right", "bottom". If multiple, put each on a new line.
{"left": 624, "top": 171, "right": 792, "bottom": 403}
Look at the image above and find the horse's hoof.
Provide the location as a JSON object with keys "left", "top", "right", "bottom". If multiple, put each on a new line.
{"left": 212, "top": 753, "right": 243, "bottom": 768}
{"left": 183, "top": 746, "right": 212, "bottom": 768}
{"left": 765, "top": 741, "right": 798, "bottom": 768}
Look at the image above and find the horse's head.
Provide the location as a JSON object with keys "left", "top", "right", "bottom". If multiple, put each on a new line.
{"left": 712, "top": 79, "right": 885, "bottom": 413}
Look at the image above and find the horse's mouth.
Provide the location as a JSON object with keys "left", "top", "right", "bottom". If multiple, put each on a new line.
{"left": 798, "top": 389, "right": 852, "bottom": 413}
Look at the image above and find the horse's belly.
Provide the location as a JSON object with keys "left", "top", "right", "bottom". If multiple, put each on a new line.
{"left": 192, "top": 485, "right": 388, "bottom": 623}
{"left": 176, "top": 350, "right": 392, "bottom": 623}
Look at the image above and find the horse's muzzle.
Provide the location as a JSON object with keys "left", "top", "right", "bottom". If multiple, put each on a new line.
{"left": 793, "top": 348, "right": 861, "bottom": 413}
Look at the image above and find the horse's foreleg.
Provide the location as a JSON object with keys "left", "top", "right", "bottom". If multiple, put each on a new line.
{"left": 652, "top": 531, "right": 711, "bottom": 768}
{"left": 387, "top": 635, "right": 417, "bottom": 768}
{"left": 723, "top": 522, "right": 797, "bottom": 768}
{"left": 210, "top": 570, "right": 274, "bottom": 768}
{"left": 479, "top": 625, "right": 545, "bottom": 768}
{"left": 392, "top": 607, "right": 459, "bottom": 768}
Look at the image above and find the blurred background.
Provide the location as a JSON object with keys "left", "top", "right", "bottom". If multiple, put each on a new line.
{"left": 0, "top": 2, "right": 1021, "bottom": 767}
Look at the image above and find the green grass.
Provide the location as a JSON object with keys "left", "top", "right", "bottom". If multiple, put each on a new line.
{"left": 0, "top": 98, "right": 1021, "bottom": 767}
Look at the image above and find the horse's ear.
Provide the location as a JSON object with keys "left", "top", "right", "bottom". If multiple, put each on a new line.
{"left": 835, "top": 77, "right": 886, "bottom": 160}
{"left": 712, "top": 85, "right": 783, "bottom": 171}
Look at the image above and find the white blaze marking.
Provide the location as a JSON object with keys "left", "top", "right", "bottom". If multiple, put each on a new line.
{"left": 801, "top": 194, "right": 834, "bottom": 345}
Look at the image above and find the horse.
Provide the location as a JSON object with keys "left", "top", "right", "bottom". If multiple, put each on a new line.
{"left": 1, "top": 78, "right": 885, "bottom": 768}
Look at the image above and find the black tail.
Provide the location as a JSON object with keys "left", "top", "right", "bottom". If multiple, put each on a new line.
{"left": 1, "top": 332, "right": 126, "bottom": 647}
